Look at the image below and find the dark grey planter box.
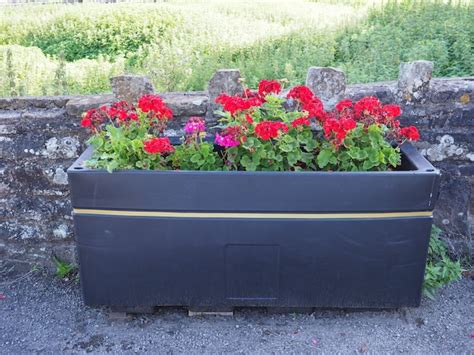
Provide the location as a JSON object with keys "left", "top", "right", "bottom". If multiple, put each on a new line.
{"left": 67, "top": 143, "right": 440, "bottom": 310}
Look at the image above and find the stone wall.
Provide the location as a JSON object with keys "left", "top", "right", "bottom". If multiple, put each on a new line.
{"left": 1, "top": 61, "right": 473, "bottom": 270}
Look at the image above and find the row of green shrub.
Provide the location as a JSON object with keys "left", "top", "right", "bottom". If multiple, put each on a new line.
{"left": 334, "top": 0, "right": 474, "bottom": 82}
{"left": 0, "top": 45, "right": 125, "bottom": 96}
{"left": 0, "top": 0, "right": 472, "bottom": 96}
{"left": 0, "top": 5, "right": 179, "bottom": 61}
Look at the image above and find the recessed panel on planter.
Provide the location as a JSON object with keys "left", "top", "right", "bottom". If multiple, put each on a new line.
{"left": 225, "top": 244, "right": 280, "bottom": 300}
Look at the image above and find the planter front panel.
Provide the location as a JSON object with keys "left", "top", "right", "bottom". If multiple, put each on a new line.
{"left": 74, "top": 214, "right": 431, "bottom": 308}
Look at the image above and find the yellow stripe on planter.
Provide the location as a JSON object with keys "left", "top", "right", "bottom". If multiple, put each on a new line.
{"left": 73, "top": 209, "right": 432, "bottom": 219}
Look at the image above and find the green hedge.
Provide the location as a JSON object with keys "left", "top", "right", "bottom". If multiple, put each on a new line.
{"left": 0, "top": 1, "right": 472, "bottom": 96}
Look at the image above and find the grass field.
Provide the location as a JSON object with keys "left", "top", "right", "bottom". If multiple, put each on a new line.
{"left": 0, "top": 0, "right": 472, "bottom": 96}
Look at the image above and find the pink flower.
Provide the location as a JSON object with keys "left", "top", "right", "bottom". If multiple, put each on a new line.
{"left": 215, "top": 133, "right": 240, "bottom": 147}
{"left": 184, "top": 116, "right": 206, "bottom": 134}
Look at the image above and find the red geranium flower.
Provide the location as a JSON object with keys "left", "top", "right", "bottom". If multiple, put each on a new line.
{"left": 107, "top": 101, "right": 136, "bottom": 122}
{"left": 215, "top": 93, "right": 263, "bottom": 115}
{"left": 400, "top": 126, "right": 420, "bottom": 141}
{"left": 255, "top": 121, "right": 288, "bottom": 140}
{"left": 258, "top": 79, "right": 281, "bottom": 98}
{"left": 302, "top": 97, "right": 325, "bottom": 121}
{"left": 80, "top": 117, "right": 92, "bottom": 128}
{"left": 143, "top": 137, "right": 175, "bottom": 155}
{"left": 81, "top": 108, "right": 107, "bottom": 130}
{"left": 382, "top": 104, "right": 401, "bottom": 118}
{"left": 138, "top": 95, "right": 173, "bottom": 120}
{"left": 291, "top": 116, "right": 311, "bottom": 128}
{"left": 354, "top": 96, "right": 382, "bottom": 119}
{"left": 323, "top": 117, "right": 357, "bottom": 146}
{"left": 286, "top": 85, "right": 314, "bottom": 104}
{"left": 335, "top": 99, "right": 353, "bottom": 112}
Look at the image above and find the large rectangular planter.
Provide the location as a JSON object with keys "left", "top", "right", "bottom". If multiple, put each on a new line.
{"left": 68, "top": 143, "right": 440, "bottom": 309}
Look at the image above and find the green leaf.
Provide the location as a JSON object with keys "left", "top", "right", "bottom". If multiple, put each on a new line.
{"left": 287, "top": 151, "right": 299, "bottom": 166}
{"left": 190, "top": 154, "right": 201, "bottom": 163}
{"left": 317, "top": 149, "right": 333, "bottom": 169}
{"left": 279, "top": 144, "right": 293, "bottom": 153}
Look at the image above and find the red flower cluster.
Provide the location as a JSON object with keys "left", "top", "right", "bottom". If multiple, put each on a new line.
{"left": 351, "top": 97, "right": 401, "bottom": 127}
{"left": 286, "top": 85, "right": 314, "bottom": 103}
{"left": 138, "top": 95, "right": 173, "bottom": 120}
{"left": 80, "top": 108, "right": 107, "bottom": 131}
{"left": 215, "top": 80, "right": 284, "bottom": 116}
{"left": 254, "top": 121, "right": 289, "bottom": 140}
{"left": 354, "top": 97, "right": 382, "bottom": 119}
{"left": 81, "top": 96, "right": 173, "bottom": 132}
{"left": 323, "top": 116, "right": 357, "bottom": 146}
{"left": 143, "top": 137, "right": 175, "bottom": 155}
{"left": 335, "top": 99, "right": 353, "bottom": 112}
{"left": 400, "top": 126, "right": 420, "bottom": 141}
{"left": 302, "top": 97, "right": 325, "bottom": 121}
{"left": 287, "top": 85, "right": 325, "bottom": 121}
{"left": 382, "top": 104, "right": 401, "bottom": 118}
{"left": 291, "top": 116, "right": 311, "bottom": 128}
{"left": 326, "top": 96, "right": 420, "bottom": 145}
{"left": 258, "top": 80, "right": 281, "bottom": 97}
{"left": 215, "top": 93, "right": 263, "bottom": 115}
{"left": 106, "top": 101, "right": 138, "bottom": 122}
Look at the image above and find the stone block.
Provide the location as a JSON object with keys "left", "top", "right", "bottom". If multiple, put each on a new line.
{"left": 208, "top": 69, "right": 243, "bottom": 113}
{"left": 111, "top": 75, "right": 154, "bottom": 104}
{"left": 65, "top": 94, "right": 115, "bottom": 117}
{"left": 160, "top": 92, "right": 208, "bottom": 117}
{"left": 305, "top": 67, "right": 346, "bottom": 109}
{"left": 398, "top": 60, "right": 433, "bottom": 102}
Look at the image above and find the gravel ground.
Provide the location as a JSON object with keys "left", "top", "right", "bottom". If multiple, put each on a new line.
{"left": 0, "top": 271, "right": 473, "bottom": 354}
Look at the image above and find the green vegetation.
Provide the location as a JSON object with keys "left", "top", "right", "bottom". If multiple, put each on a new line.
{"left": 423, "top": 226, "right": 462, "bottom": 300}
{"left": 0, "top": 0, "right": 472, "bottom": 96}
{"left": 52, "top": 256, "right": 78, "bottom": 280}
{"left": 335, "top": 0, "right": 474, "bottom": 82}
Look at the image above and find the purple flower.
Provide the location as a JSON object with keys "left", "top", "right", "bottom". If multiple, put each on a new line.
{"left": 184, "top": 116, "right": 206, "bottom": 134}
{"left": 215, "top": 133, "right": 240, "bottom": 147}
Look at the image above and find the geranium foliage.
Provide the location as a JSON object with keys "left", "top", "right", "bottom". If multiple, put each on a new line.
{"left": 82, "top": 79, "right": 420, "bottom": 172}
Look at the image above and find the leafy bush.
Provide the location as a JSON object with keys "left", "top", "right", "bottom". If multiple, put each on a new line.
{"left": 0, "top": 45, "right": 124, "bottom": 96}
{"left": 1, "top": 5, "right": 179, "bottom": 61}
{"left": 28, "top": 11, "right": 176, "bottom": 61}
{"left": 0, "top": 45, "right": 56, "bottom": 96}
{"left": 423, "top": 226, "right": 462, "bottom": 299}
{"left": 335, "top": 0, "right": 474, "bottom": 83}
